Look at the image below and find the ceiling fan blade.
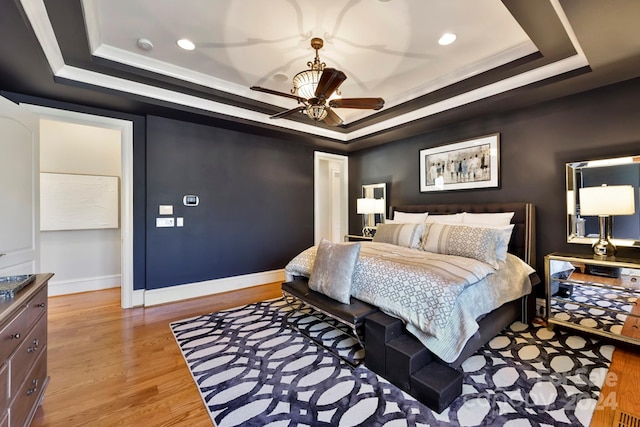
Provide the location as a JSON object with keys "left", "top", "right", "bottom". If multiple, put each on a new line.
{"left": 270, "top": 106, "right": 304, "bottom": 119}
{"left": 251, "top": 86, "right": 306, "bottom": 103}
{"left": 329, "top": 97, "right": 385, "bottom": 110}
{"left": 323, "top": 107, "right": 343, "bottom": 126}
{"left": 315, "top": 68, "right": 347, "bottom": 101}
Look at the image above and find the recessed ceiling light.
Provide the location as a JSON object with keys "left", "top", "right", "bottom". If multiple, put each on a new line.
{"left": 177, "top": 39, "right": 195, "bottom": 51}
{"left": 273, "top": 73, "right": 288, "bottom": 82}
{"left": 438, "top": 33, "right": 457, "bottom": 46}
{"left": 136, "top": 38, "right": 153, "bottom": 51}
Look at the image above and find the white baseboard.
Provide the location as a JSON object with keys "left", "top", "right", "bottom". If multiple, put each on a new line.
{"left": 48, "top": 274, "right": 121, "bottom": 296}
{"left": 142, "top": 269, "right": 285, "bottom": 307}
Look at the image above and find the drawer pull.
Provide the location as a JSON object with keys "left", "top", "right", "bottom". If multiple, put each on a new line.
{"left": 10, "top": 332, "right": 21, "bottom": 339}
{"left": 26, "top": 379, "right": 38, "bottom": 396}
{"left": 27, "top": 345, "right": 38, "bottom": 353}
{"left": 27, "top": 338, "right": 40, "bottom": 353}
{"left": 36, "top": 302, "right": 46, "bottom": 308}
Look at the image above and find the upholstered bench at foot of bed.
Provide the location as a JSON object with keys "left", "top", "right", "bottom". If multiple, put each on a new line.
{"left": 281, "top": 277, "right": 379, "bottom": 363}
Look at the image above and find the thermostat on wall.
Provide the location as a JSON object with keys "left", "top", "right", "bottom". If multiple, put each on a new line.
{"left": 183, "top": 195, "right": 199, "bottom": 206}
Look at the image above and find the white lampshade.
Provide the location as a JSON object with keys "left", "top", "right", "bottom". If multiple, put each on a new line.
{"left": 579, "top": 185, "right": 636, "bottom": 216}
{"left": 357, "top": 198, "right": 376, "bottom": 214}
{"left": 373, "top": 198, "right": 385, "bottom": 214}
{"left": 357, "top": 198, "right": 385, "bottom": 214}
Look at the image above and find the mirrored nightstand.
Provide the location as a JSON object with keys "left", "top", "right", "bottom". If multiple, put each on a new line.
{"left": 545, "top": 252, "right": 640, "bottom": 346}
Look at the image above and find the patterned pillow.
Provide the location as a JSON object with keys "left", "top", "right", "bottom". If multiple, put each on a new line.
{"left": 420, "top": 223, "right": 500, "bottom": 268}
{"left": 309, "top": 239, "right": 360, "bottom": 304}
{"left": 463, "top": 223, "right": 514, "bottom": 262}
{"left": 373, "top": 223, "right": 425, "bottom": 249}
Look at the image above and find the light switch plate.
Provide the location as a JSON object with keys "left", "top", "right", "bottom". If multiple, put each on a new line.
{"left": 156, "top": 217, "right": 175, "bottom": 227}
{"left": 159, "top": 205, "right": 173, "bottom": 215}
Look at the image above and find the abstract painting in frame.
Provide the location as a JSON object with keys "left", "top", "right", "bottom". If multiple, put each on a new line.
{"left": 419, "top": 133, "right": 500, "bottom": 192}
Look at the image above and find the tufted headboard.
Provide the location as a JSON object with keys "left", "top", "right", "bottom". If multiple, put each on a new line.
{"left": 390, "top": 203, "right": 536, "bottom": 268}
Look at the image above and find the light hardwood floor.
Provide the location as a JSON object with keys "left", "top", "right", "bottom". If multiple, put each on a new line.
{"left": 32, "top": 283, "right": 638, "bottom": 427}
{"left": 31, "top": 283, "right": 281, "bottom": 427}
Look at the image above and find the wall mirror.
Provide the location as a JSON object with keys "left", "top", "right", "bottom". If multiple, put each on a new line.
{"left": 567, "top": 155, "right": 640, "bottom": 247}
{"left": 361, "top": 183, "right": 387, "bottom": 228}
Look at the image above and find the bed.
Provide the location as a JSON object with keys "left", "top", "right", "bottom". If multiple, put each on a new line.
{"left": 283, "top": 202, "right": 540, "bottom": 412}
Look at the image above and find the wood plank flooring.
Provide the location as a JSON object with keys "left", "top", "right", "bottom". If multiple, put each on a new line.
{"left": 31, "top": 283, "right": 281, "bottom": 427}
{"left": 589, "top": 299, "right": 640, "bottom": 427}
{"left": 31, "top": 283, "right": 639, "bottom": 427}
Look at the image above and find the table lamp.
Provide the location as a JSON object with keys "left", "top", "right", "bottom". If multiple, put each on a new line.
{"left": 357, "top": 197, "right": 385, "bottom": 237}
{"left": 579, "top": 184, "right": 635, "bottom": 257}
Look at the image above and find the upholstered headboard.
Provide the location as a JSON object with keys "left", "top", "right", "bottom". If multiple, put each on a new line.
{"left": 390, "top": 203, "right": 536, "bottom": 267}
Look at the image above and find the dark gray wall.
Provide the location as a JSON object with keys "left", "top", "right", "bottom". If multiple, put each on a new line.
{"left": 349, "top": 77, "right": 640, "bottom": 273}
{"left": 145, "top": 116, "right": 314, "bottom": 289}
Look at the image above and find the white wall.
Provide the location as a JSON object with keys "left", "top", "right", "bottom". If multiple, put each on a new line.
{"left": 40, "top": 119, "right": 122, "bottom": 295}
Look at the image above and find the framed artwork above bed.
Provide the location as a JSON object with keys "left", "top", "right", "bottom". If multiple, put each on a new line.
{"left": 419, "top": 133, "right": 500, "bottom": 192}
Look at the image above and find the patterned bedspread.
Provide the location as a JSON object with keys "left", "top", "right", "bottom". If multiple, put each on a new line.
{"left": 284, "top": 242, "right": 535, "bottom": 362}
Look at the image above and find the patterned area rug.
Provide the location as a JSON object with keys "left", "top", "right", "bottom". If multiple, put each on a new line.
{"left": 170, "top": 298, "right": 613, "bottom": 427}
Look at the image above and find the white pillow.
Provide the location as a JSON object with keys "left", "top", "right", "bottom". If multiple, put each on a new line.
{"left": 462, "top": 222, "right": 514, "bottom": 262}
{"left": 393, "top": 211, "right": 428, "bottom": 223}
{"left": 425, "top": 213, "right": 465, "bottom": 224}
{"left": 463, "top": 212, "right": 514, "bottom": 226}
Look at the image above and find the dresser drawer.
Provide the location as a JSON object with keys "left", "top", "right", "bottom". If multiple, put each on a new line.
{"left": 10, "top": 351, "right": 47, "bottom": 427}
{"left": 0, "top": 363, "right": 7, "bottom": 414}
{"left": 0, "top": 410, "right": 7, "bottom": 427}
{"left": 0, "top": 306, "right": 27, "bottom": 362}
{"left": 10, "top": 314, "right": 47, "bottom": 397}
{"left": 26, "top": 285, "right": 47, "bottom": 329}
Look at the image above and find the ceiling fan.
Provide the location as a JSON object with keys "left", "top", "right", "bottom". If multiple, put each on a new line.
{"left": 251, "top": 38, "right": 384, "bottom": 126}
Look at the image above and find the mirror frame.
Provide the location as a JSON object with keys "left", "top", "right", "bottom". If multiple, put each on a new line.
{"left": 362, "top": 183, "right": 386, "bottom": 226}
{"left": 566, "top": 155, "right": 640, "bottom": 248}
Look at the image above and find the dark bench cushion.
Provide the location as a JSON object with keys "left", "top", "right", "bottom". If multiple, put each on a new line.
{"left": 282, "top": 277, "right": 379, "bottom": 327}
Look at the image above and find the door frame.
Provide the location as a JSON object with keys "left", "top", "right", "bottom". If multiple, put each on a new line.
{"left": 314, "top": 151, "right": 348, "bottom": 244}
{"left": 22, "top": 104, "right": 135, "bottom": 308}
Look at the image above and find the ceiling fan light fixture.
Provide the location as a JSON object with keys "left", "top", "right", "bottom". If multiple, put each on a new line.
{"left": 306, "top": 104, "right": 328, "bottom": 121}
{"left": 292, "top": 69, "right": 323, "bottom": 99}
{"left": 250, "top": 37, "right": 383, "bottom": 126}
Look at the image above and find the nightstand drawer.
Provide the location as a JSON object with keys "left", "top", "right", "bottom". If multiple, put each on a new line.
{"left": 0, "top": 306, "right": 28, "bottom": 362}
{"left": 10, "top": 314, "right": 47, "bottom": 397}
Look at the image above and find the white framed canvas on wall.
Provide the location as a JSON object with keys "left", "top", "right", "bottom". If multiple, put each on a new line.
{"left": 419, "top": 133, "right": 500, "bottom": 192}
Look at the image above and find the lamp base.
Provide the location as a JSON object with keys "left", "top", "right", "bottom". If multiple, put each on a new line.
{"left": 592, "top": 238, "right": 616, "bottom": 257}
{"left": 592, "top": 216, "right": 616, "bottom": 258}
{"left": 362, "top": 226, "right": 376, "bottom": 238}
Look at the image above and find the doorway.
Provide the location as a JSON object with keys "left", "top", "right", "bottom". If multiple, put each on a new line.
{"left": 22, "top": 104, "right": 135, "bottom": 308}
{"left": 314, "top": 152, "right": 348, "bottom": 243}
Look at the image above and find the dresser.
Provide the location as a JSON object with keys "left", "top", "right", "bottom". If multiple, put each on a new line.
{"left": 1, "top": 273, "right": 52, "bottom": 427}
{"left": 545, "top": 253, "right": 640, "bottom": 346}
